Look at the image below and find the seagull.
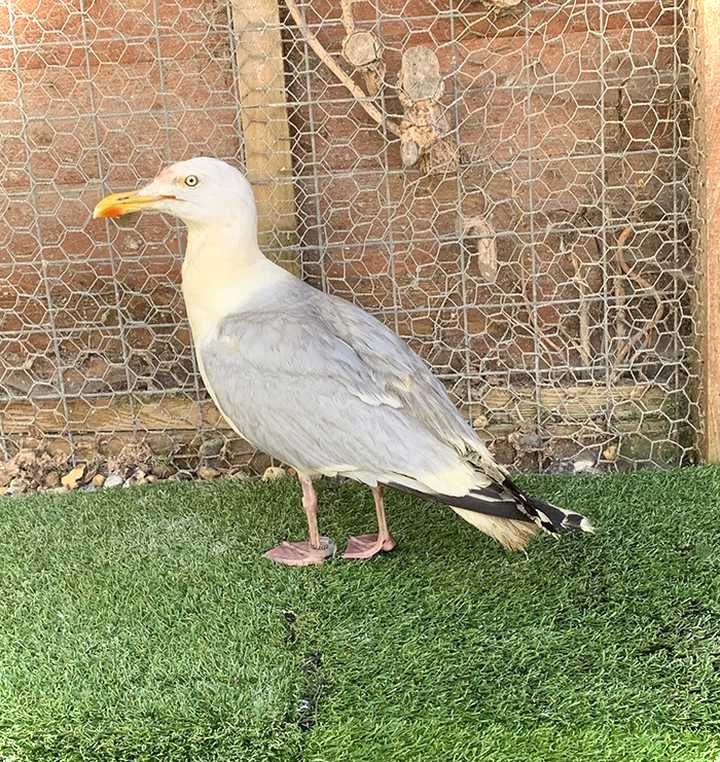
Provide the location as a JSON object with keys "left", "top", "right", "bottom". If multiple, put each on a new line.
{"left": 93, "top": 157, "right": 593, "bottom": 566}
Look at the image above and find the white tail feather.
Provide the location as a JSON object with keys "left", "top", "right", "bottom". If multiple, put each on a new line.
{"left": 452, "top": 507, "right": 539, "bottom": 551}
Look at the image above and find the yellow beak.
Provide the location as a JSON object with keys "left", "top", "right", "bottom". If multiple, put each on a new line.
{"left": 93, "top": 191, "right": 168, "bottom": 219}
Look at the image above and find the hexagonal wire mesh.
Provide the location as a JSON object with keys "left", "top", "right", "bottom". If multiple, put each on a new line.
{"left": 0, "top": 0, "right": 701, "bottom": 476}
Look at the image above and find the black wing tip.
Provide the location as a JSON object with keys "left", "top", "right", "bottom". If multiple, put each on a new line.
{"left": 563, "top": 513, "right": 595, "bottom": 533}
{"left": 502, "top": 477, "right": 594, "bottom": 535}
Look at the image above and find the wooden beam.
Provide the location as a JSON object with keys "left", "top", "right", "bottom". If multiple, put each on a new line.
{"left": 0, "top": 384, "right": 670, "bottom": 436}
{"left": 690, "top": 0, "right": 720, "bottom": 462}
{"left": 230, "top": 0, "right": 300, "bottom": 275}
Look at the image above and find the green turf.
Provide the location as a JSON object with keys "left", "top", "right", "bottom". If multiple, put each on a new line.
{"left": 1, "top": 468, "right": 720, "bottom": 761}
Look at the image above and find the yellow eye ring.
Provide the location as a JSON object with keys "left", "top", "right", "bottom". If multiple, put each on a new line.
{"left": 184, "top": 175, "right": 199, "bottom": 187}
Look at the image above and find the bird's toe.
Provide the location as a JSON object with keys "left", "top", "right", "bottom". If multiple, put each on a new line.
{"left": 342, "top": 533, "right": 396, "bottom": 560}
{"left": 264, "top": 537, "right": 336, "bottom": 566}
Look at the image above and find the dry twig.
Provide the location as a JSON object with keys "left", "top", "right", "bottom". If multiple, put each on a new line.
{"left": 613, "top": 224, "right": 632, "bottom": 343}
{"left": 568, "top": 243, "right": 592, "bottom": 368}
{"left": 283, "top": 0, "right": 400, "bottom": 136}
{"left": 340, "top": 0, "right": 354, "bottom": 33}
{"left": 612, "top": 225, "right": 665, "bottom": 377}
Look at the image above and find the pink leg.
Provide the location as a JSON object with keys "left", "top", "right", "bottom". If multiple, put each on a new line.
{"left": 265, "top": 475, "right": 336, "bottom": 566}
{"left": 343, "top": 485, "right": 396, "bottom": 560}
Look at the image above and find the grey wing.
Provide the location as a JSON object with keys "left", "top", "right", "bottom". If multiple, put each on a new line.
{"left": 198, "top": 297, "right": 495, "bottom": 495}
{"left": 316, "top": 290, "right": 507, "bottom": 480}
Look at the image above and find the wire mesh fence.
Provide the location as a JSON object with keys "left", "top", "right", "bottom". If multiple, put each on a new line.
{"left": 0, "top": 0, "right": 700, "bottom": 481}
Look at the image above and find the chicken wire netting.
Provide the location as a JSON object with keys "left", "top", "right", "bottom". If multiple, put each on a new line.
{"left": 0, "top": 0, "right": 701, "bottom": 480}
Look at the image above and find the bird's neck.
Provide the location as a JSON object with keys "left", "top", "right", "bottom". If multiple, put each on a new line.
{"left": 181, "top": 223, "right": 287, "bottom": 343}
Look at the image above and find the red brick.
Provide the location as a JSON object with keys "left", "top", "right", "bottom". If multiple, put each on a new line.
{"left": 460, "top": 86, "right": 530, "bottom": 164}
{"left": 603, "top": 27, "right": 676, "bottom": 81}
{"left": 107, "top": 212, "right": 182, "bottom": 261}
{"left": 96, "top": 111, "right": 167, "bottom": 185}
{"left": 83, "top": 0, "right": 155, "bottom": 41}
{"left": 317, "top": 172, "right": 390, "bottom": 245}
{"left": 166, "top": 108, "right": 241, "bottom": 160}
{"left": 377, "top": 0, "right": 444, "bottom": 18}
{"left": 126, "top": 322, "right": 195, "bottom": 392}
{"left": 467, "top": 302, "right": 537, "bottom": 374}
{"left": 386, "top": 172, "right": 460, "bottom": 242}
{"left": 324, "top": 245, "right": 396, "bottom": 311}
{"left": 17, "top": 45, "right": 91, "bottom": 119}
{"left": 35, "top": 182, "right": 110, "bottom": 262}
{"left": 528, "top": 155, "right": 604, "bottom": 215}
{"left": 45, "top": 260, "right": 118, "bottom": 329}
{"left": 161, "top": 54, "right": 236, "bottom": 113}
{"left": 156, "top": 0, "right": 228, "bottom": 37}
{"left": 0, "top": 194, "right": 40, "bottom": 265}
{"left": 0, "top": 124, "right": 32, "bottom": 193}
{"left": 27, "top": 117, "right": 100, "bottom": 185}
{"left": 0, "top": 330, "right": 58, "bottom": 398}
{"left": 158, "top": 29, "right": 231, "bottom": 62}
{"left": 457, "top": 34, "right": 526, "bottom": 90}
{"left": 529, "top": 90, "right": 603, "bottom": 158}
{"left": 394, "top": 240, "right": 466, "bottom": 312}
{"left": 88, "top": 38, "right": 162, "bottom": 114}
{"left": 0, "top": 264, "right": 49, "bottom": 331}
{"left": 57, "top": 328, "right": 128, "bottom": 395}
{"left": 0, "top": 71, "right": 22, "bottom": 123}
{"left": 396, "top": 307, "right": 468, "bottom": 375}
{"left": 0, "top": 3, "right": 10, "bottom": 45}
{"left": 115, "top": 255, "right": 185, "bottom": 326}
{"left": 11, "top": 0, "right": 85, "bottom": 46}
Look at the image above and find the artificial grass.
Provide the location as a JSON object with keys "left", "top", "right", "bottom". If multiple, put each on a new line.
{"left": 1, "top": 468, "right": 719, "bottom": 761}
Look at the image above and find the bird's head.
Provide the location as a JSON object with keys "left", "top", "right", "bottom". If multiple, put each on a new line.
{"left": 93, "top": 157, "right": 257, "bottom": 232}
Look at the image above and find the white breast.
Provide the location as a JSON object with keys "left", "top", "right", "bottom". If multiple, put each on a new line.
{"left": 180, "top": 233, "right": 289, "bottom": 344}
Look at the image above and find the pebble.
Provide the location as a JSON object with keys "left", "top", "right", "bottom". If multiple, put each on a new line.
{"left": 128, "top": 469, "right": 147, "bottom": 485}
{"left": 61, "top": 465, "right": 86, "bottom": 490}
{"left": 603, "top": 445, "right": 618, "bottom": 461}
{"left": 7, "top": 477, "right": 29, "bottom": 495}
{"left": 152, "top": 462, "right": 175, "bottom": 479}
{"left": 198, "top": 466, "right": 220, "bottom": 480}
{"left": 262, "top": 466, "right": 286, "bottom": 481}
{"left": 104, "top": 473, "right": 124, "bottom": 488}
{"left": 45, "top": 471, "right": 61, "bottom": 488}
{"left": 15, "top": 448, "right": 37, "bottom": 468}
{"left": 0, "top": 466, "right": 18, "bottom": 488}
{"left": 92, "top": 474, "right": 106, "bottom": 488}
{"left": 199, "top": 437, "right": 224, "bottom": 458}
{"left": 48, "top": 486, "right": 69, "bottom": 495}
{"left": 573, "top": 459, "right": 596, "bottom": 474}
{"left": 472, "top": 415, "right": 489, "bottom": 430}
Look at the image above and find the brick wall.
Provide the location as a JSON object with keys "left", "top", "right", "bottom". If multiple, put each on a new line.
{"left": 0, "top": 1, "right": 698, "bottom": 471}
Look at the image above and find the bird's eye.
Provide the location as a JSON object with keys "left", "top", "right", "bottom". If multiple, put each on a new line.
{"left": 184, "top": 175, "right": 199, "bottom": 187}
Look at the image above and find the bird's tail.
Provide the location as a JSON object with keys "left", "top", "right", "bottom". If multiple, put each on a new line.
{"left": 389, "top": 476, "right": 594, "bottom": 551}
{"left": 397, "top": 475, "right": 593, "bottom": 551}
{"left": 450, "top": 508, "right": 540, "bottom": 551}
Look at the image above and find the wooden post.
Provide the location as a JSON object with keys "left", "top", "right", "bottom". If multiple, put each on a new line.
{"left": 230, "top": 0, "right": 300, "bottom": 275}
{"left": 690, "top": 0, "right": 720, "bottom": 461}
